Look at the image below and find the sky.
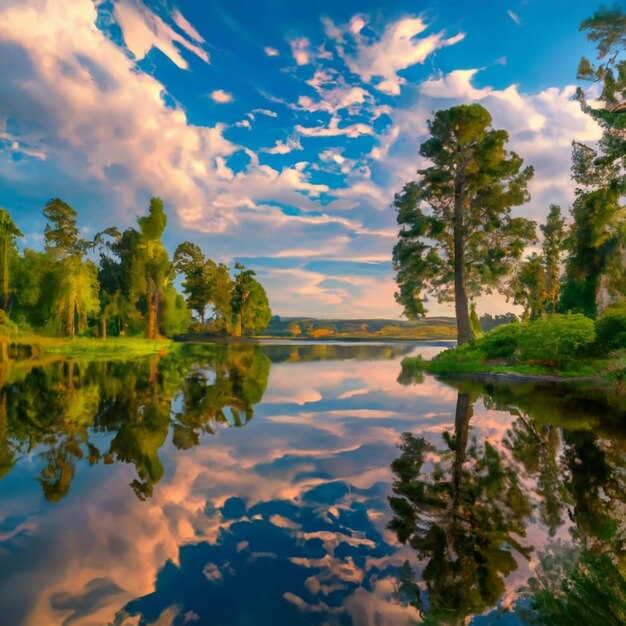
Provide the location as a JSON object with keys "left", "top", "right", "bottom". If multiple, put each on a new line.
{"left": 0, "top": 0, "right": 608, "bottom": 318}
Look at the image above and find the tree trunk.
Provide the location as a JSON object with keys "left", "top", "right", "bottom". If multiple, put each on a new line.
{"left": 102, "top": 316, "right": 107, "bottom": 340}
{"left": 454, "top": 176, "right": 473, "bottom": 345}
{"left": 1, "top": 230, "right": 8, "bottom": 311}
{"left": 68, "top": 299, "right": 75, "bottom": 340}
{"left": 146, "top": 280, "right": 160, "bottom": 340}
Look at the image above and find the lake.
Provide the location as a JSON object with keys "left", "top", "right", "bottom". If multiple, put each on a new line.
{"left": 0, "top": 341, "right": 624, "bottom": 626}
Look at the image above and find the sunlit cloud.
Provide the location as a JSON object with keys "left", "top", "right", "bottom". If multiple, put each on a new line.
{"left": 210, "top": 89, "right": 234, "bottom": 103}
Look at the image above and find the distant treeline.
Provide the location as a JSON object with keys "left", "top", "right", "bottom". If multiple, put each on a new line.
{"left": 0, "top": 198, "right": 271, "bottom": 339}
{"left": 265, "top": 316, "right": 457, "bottom": 339}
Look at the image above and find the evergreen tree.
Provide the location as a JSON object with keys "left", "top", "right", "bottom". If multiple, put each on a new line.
{"left": 393, "top": 104, "right": 535, "bottom": 345}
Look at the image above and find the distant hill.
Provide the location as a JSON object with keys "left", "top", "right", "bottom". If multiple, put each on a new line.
{"left": 261, "top": 316, "right": 457, "bottom": 340}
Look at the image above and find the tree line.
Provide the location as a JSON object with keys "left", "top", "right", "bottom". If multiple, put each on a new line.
{"left": 0, "top": 197, "right": 272, "bottom": 339}
{"left": 393, "top": 6, "right": 626, "bottom": 344}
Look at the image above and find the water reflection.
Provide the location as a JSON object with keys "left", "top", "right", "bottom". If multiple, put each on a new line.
{"left": 0, "top": 344, "right": 624, "bottom": 626}
{"left": 394, "top": 365, "right": 626, "bottom": 625}
{"left": 0, "top": 345, "right": 271, "bottom": 501}
{"left": 388, "top": 389, "right": 532, "bottom": 625}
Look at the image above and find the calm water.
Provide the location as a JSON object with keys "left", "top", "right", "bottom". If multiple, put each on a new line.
{"left": 0, "top": 342, "right": 624, "bottom": 626}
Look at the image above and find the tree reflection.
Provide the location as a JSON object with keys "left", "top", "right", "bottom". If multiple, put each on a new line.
{"left": 394, "top": 361, "right": 626, "bottom": 624}
{"left": 0, "top": 344, "right": 271, "bottom": 501}
{"left": 388, "top": 388, "right": 533, "bottom": 625}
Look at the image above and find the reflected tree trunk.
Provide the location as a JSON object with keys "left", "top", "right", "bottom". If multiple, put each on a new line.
{"left": 451, "top": 391, "right": 473, "bottom": 514}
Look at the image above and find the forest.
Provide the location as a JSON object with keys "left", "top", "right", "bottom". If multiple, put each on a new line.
{"left": 0, "top": 197, "right": 272, "bottom": 341}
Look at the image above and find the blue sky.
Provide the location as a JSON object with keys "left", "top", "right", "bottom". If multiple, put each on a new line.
{"left": 0, "top": 0, "right": 605, "bottom": 317}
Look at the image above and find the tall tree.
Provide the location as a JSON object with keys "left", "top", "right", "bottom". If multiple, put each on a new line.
{"left": 0, "top": 209, "right": 23, "bottom": 313}
{"left": 137, "top": 198, "right": 171, "bottom": 339}
{"left": 173, "top": 242, "right": 216, "bottom": 324}
{"left": 510, "top": 253, "right": 547, "bottom": 320}
{"left": 561, "top": 7, "right": 626, "bottom": 316}
{"left": 231, "top": 263, "right": 272, "bottom": 337}
{"left": 43, "top": 198, "right": 100, "bottom": 338}
{"left": 576, "top": 6, "right": 626, "bottom": 171}
{"left": 541, "top": 204, "right": 566, "bottom": 311}
{"left": 393, "top": 104, "right": 535, "bottom": 345}
{"left": 510, "top": 205, "right": 566, "bottom": 319}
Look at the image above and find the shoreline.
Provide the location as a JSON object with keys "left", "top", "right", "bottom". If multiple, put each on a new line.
{"left": 174, "top": 334, "right": 457, "bottom": 345}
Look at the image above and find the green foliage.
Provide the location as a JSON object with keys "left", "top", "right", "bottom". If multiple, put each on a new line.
{"left": 160, "top": 285, "right": 191, "bottom": 337}
{"left": 541, "top": 204, "right": 566, "bottom": 311}
{"left": 595, "top": 302, "right": 626, "bottom": 353}
{"left": 469, "top": 302, "right": 484, "bottom": 338}
{"left": 477, "top": 322, "right": 526, "bottom": 359}
{"left": 0, "top": 202, "right": 271, "bottom": 342}
{"left": 510, "top": 206, "right": 565, "bottom": 320}
{"left": 174, "top": 242, "right": 215, "bottom": 323}
{"left": 232, "top": 263, "right": 272, "bottom": 336}
{"left": 517, "top": 314, "right": 596, "bottom": 363}
{"left": 0, "top": 208, "right": 23, "bottom": 312}
{"left": 562, "top": 7, "right": 626, "bottom": 316}
{"left": 510, "top": 254, "right": 546, "bottom": 320}
{"left": 393, "top": 103, "right": 535, "bottom": 345}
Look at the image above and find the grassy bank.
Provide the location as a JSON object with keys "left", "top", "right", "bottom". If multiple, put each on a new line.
{"left": 402, "top": 353, "right": 605, "bottom": 382}
{"left": 402, "top": 313, "right": 626, "bottom": 384}
{"left": 5, "top": 335, "right": 174, "bottom": 358}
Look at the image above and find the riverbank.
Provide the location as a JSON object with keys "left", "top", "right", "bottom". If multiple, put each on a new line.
{"left": 3, "top": 335, "right": 174, "bottom": 358}
{"left": 174, "top": 333, "right": 457, "bottom": 344}
{"left": 401, "top": 351, "right": 618, "bottom": 385}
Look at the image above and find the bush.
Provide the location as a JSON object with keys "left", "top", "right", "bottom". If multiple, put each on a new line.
{"left": 478, "top": 322, "right": 525, "bottom": 359}
{"left": 517, "top": 313, "right": 595, "bottom": 363}
{"left": 595, "top": 303, "right": 626, "bottom": 354}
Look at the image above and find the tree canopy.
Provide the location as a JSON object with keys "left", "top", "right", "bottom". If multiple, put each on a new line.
{"left": 3, "top": 199, "right": 272, "bottom": 339}
{"left": 393, "top": 103, "right": 535, "bottom": 344}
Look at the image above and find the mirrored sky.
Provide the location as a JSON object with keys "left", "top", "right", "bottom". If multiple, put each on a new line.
{"left": 0, "top": 0, "right": 603, "bottom": 317}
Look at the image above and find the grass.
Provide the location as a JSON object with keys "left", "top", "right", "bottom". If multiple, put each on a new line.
{"left": 404, "top": 342, "right": 611, "bottom": 382}
{"left": 6, "top": 334, "right": 174, "bottom": 357}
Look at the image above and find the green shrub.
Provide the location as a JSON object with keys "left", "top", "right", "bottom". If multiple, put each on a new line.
{"left": 517, "top": 313, "right": 595, "bottom": 363}
{"left": 477, "top": 322, "right": 525, "bottom": 359}
{"left": 595, "top": 303, "right": 626, "bottom": 354}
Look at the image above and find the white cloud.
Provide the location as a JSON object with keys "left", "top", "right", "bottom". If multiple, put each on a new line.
{"left": 172, "top": 9, "right": 204, "bottom": 44}
{"left": 264, "top": 46, "right": 279, "bottom": 57}
{"left": 261, "top": 137, "right": 303, "bottom": 155}
{"left": 421, "top": 68, "right": 492, "bottom": 100}
{"left": 324, "top": 15, "right": 465, "bottom": 95}
{"left": 114, "top": 0, "right": 209, "bottom": 69}
{"left": 251, "top": 108, "right": 278, "bottom": 118}
{"left": 295, "top": 117, "right": 373, "bottom": 138}
{"left": 507, "top": 10, "right": 522, "bottom": 26}
{"left": 210, "top": 89, "right": 234, "bottom": 103}
{"left": 289, "top": 37, "right": 311, "bottom": 65}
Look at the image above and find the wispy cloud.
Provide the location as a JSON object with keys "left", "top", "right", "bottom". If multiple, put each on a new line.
{"left": 507, "top": 9, "right": 522, "bottom": 26}
{"left": 114, "top": 0, "right": 209, "bottom": 68}
{"left": 264, "top": 46, "right": 279, "bottom": 56}
{"left": 261, "top": 138, "right": 303, "bottom": 154}
{"left": 323, "top": 15, "right": 464, "bottom": 95}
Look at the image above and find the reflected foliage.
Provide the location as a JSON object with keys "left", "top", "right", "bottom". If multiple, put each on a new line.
{"left": 389, "top": 390, "right": 532, "bottom": 625}
{"left": 0, "top": 344, "right": 270, "bottom": 501}
{"left": 393, "top": 369, "right": 626, "bottom": 625}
